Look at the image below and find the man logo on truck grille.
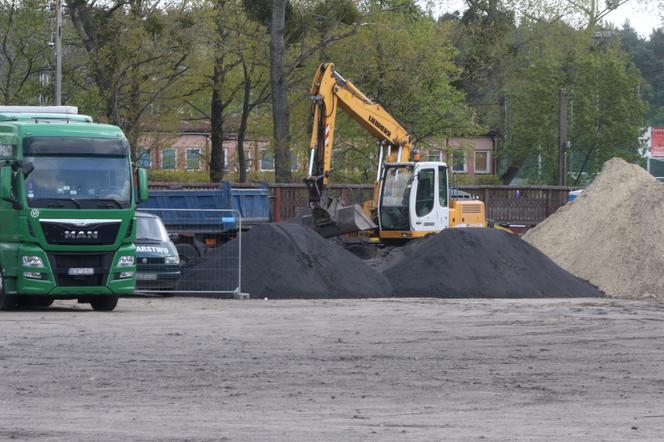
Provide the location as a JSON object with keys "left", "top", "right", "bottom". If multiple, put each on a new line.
{"left": 64, "top": 231, "right": 99, "bottom": 240}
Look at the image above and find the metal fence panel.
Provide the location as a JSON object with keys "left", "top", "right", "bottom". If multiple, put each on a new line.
{"left": 135, "top": 208, "right": 248, "bottom": 298}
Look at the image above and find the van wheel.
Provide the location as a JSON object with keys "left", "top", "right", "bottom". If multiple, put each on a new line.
{"left": 0, "top": 272, "right": 16, "bottom": 311}
{"left": 176, "top": 243, "right": 198, "bottom": 268}
{"left": 90, "top": 296, "right": 118, "bottom": 312}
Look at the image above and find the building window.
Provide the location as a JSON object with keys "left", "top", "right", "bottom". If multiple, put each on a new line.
{"left": 475, "top": 151, "right": 490, "bottom": 173}
{"left": 452, "top": 149, "right": 466, "bottom": 173}
{"left": 161, "top": 148, "right": 176, "bottom": 170}
{"left": 185, "top": 148, "right": 202, "bottom": 171}
{"left": 426, "top": 150, "right": 443, "bottom": 162}
{"left": 290, "top": 152, "right": 299, "bottom": 171}
{"left": 260, "top": 149, "right": 274, "bottom": 171}
{"left": 137, "top": 148, "right": 152, "bottom": 169}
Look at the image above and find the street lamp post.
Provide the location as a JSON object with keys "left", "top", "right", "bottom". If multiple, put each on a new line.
{"left": 55, "top": 0, "right": 62, "bottom": 106}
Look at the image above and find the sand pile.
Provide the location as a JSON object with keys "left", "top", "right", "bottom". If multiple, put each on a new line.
{"left": 179, "top": 223, "right": 393, "bottom": 298}
{"left": 524, "top": 157, "right": 664, "bottom": 298}
{"left": 383, "top": 228, "right": 602, "bottom": 298}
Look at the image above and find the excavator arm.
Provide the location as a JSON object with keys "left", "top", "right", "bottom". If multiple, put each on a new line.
{"left": 304, "top": 63, "right": 416, "bottom": 237}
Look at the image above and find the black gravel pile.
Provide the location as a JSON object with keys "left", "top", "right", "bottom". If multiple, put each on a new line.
{"left": 179, "top": 223, "right": 394, "bottom": 298}
{"left": 383, "top": 228, "right": 603, "bottom": 298}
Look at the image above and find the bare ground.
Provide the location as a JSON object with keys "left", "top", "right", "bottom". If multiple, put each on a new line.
{"left": 1, "top": 297, "right": 663, "bottom": 441}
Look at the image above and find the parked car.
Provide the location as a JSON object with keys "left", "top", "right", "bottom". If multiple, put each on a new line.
{"left": 135, "top": 212, "right": 181, "bottom": 291}
{"left": 450, "top": 188, "right": 479, "bottom": 200}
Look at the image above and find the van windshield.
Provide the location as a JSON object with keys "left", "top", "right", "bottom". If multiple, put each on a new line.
{"left": 136, "top": 216, "right": 170, "bottom": 242}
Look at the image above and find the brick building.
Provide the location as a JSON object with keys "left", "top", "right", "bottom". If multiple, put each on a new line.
{"left": 138, "top": 129, "right": 496, "bottom": 178}
{"left": 137, "top": 132, "right": 274, "bottom": 173}
{"left": 425, "top": 136, "right": 497, "bottom": 175}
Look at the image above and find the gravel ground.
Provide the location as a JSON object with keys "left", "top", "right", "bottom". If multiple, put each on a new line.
{"left": 1, "top": 297, "right": 663, "bottom": 441}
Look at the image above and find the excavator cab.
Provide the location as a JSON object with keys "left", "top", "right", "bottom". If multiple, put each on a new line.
{"left": 378, "top": 162, "right": 450, "bottom": 239}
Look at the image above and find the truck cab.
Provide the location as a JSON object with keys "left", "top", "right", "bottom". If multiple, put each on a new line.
{"left": 0, "top": 106, "right": 148, "bottom": 311}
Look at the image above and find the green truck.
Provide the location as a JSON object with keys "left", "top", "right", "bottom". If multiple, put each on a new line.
{"left": 0, "top": 106, "right": 148, "bottom": 311}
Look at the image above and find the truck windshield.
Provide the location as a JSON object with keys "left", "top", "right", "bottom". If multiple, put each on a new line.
{"left": 25, "top": 156, "right": 131, "bottom": 209}
{"left": 379, "top": 166, "right": 413, "bottom": 230}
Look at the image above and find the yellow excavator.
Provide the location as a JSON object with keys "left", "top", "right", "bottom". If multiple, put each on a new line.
{"left": 303, "top": 63, "right": 486, "bottom": 239}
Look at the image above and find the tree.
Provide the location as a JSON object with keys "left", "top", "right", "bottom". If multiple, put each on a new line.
{"left": 503, "top": 0, "right": 646, "bottom": 31}
{"left": 244, "top": 0, "right": 359, "bottom": 182}
{"left": 235, "top": 49, "right": 271, "bottom": 182}
{"left": 66, "top": 0, "right": 194, "bottom": 153}
{"left": 449, "top": 0, "right": 515, "bottom": 140}
{"left": 314, "top": 0, "right": 476, "bottom": 180}
{"left": 269, "top": 0, "right": 291, "bottom": 181}
{"left": 0, "top": 0, "right": 51, "bottom": 104}
{"left": 498, "top": 20, "right": 645, "bottom": 184}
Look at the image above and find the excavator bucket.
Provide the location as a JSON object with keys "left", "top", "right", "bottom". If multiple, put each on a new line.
{"left": 302, "top": 200, "right": 376, "bottom": 238}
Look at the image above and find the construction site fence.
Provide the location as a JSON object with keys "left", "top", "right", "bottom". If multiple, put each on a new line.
{"left": 135, "top": 208, "right": 248, "bottom": 298}
{"left": 149, "top": 182, "right": 577, "bottom": 226}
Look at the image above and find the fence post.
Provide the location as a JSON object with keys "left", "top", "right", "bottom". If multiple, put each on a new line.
{"left": 233, "top": 214, "right": 250, "bottom": 300}
{"left": 274, "top": 186, "right": 282, "bottom": 223}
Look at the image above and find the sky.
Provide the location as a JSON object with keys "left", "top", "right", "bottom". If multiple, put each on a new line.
{"left": 603, "top": 1, "right": 662, "bottom": 36}
{"left": 432, "top": 0, "right": 663, "bottom": 38}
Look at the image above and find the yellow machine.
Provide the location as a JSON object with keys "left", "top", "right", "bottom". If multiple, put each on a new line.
{"left": 303, "top": 63, "right": 486, "bottom": 239}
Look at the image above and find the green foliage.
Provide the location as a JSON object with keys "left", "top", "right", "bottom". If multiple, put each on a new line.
{"left": 493, "top": 19, "right": 646, "bottom": 184}
{"left": 65, "top": 0, "right": 195, "bottom": 150}
{"left": 242, "top": 0, "right": 307, "bottom": 42}
{"left": 148, "top": 170, "right": 211, "bottom": 182}
{"left": 305, "top": 0, "right": 476, "bottom": 183}
{"left": 0, "top": 0, "right": 51, "bottom": 104}
{"left": 0, "top": 0, "right": 651, "bottom": 187}
{"left": 619, "top": 25, "right": 664, "bottom": 126}
{"left": 450, "top": 173, "right": 501, "bottom": 185}
{"left": 651, "top": 107, "right": 664, "bottom": 126}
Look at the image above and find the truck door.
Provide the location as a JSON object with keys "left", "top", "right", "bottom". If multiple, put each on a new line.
{"left": 409, "top": 166, "right": 448, "bottom": 232}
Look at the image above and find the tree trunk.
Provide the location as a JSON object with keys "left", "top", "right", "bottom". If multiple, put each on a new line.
{"left": 270, "top": 0, "right": 292, "bottom": 182}
{"left": 210, "top": 64, "right": 225, "bottom": 182}
{"left": 499, "top": 159, "right": 524, "bottom": 185}
{"left": 237, "top": 64, "right": 251, "bottom": 183}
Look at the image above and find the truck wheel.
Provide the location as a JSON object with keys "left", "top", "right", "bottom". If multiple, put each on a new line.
{"left": 90, "top": 296, "right": 119, "bottom": 312}
{"left": 176, "top": 243, "right": 198, "bottom": 268}
{"left": 0, "top": 272, "right": 16, "bottom": 311}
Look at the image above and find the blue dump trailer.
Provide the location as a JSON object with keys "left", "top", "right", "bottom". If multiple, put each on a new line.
{"left": 138, "top": 183, "right": 270, "bottom": 264}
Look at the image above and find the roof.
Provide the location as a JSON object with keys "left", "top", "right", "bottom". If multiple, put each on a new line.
{"left": 0, "top": 113, "right": 93, "bottom": 123}
{"left": 0, "top": 119, "right": 125, "bottom": 139}
{"left": 0, "top": 105, "right": 79, "bottom": 114}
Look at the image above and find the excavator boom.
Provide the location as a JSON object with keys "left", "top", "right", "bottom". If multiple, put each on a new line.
{"left": 304, "top": 63, "right": 415, "bottom": 237}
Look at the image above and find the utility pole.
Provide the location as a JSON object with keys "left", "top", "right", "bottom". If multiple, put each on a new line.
{"left": 55, "top": 0, "right": 62, "bottom": 106}
{"left": 558, "top": 87, "right": 567, "bottom": 186}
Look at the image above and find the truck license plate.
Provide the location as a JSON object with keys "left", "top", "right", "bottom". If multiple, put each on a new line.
{"left": 68, "top": 268, "right": 94, "bottom": 275}
{"left": 136, "top": 272, "right": 157, "bottom": 281}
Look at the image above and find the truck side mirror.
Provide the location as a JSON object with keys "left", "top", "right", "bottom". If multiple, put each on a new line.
{"left": 136, "top": 167, "right": 149, "bottom": 203}
{"left": 0, "top": 165, "right": 13, "bottom": 202}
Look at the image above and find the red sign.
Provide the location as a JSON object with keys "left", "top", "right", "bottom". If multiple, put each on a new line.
{"left": 652, "top": 128, "right": 664, "bottom": 157}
